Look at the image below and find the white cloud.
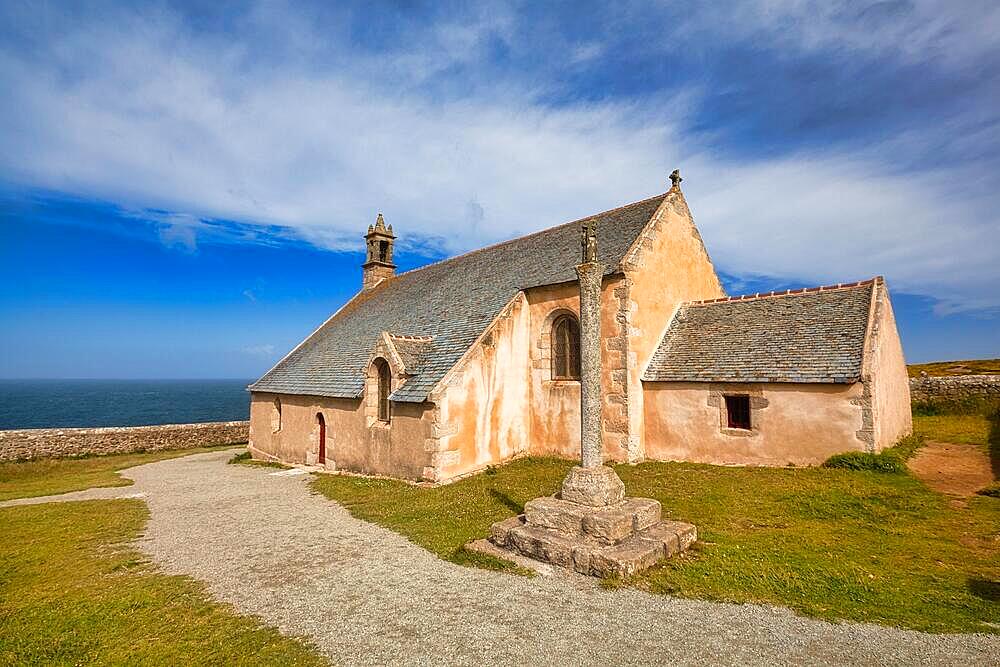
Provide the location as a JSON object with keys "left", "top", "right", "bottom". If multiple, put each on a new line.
{"left": 134, "top": 211, "right": 204, "bottom": 252}
{"left": 683, "top": 154, "right": 999, "bottom": 314}
{"left": 569, "top": 42, "right": 605, "bottom": 64}
{"left": 678, "top": 1, "right": 1000, "bottom": 69}
{"left": 0, "top": 2, "right": 997, "bottom": 312}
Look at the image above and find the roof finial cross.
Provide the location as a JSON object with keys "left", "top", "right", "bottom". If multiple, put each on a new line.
{"left": 669, "top": 169, "right": 682, "bottom": 189}
{"left": 581, "top": 219, "right": 598, "bottom": 264}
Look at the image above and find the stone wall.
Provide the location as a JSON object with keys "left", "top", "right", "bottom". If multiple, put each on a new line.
{"left": 908, "top": 375, "right": 1000, "bottom": 403}
{"left": 0, "top": 421, "right": 249, "bottom": 462}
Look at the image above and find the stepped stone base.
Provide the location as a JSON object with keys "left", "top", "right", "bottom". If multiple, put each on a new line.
{"left": 486, "top": 494, "right": 696, "bottom": 578}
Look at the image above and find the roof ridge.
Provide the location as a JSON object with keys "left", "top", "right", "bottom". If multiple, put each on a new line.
{"left": 688, "top": 276, "right": 882, "bottom": 307}
{"left": 391, "top": 192, "right": 669, "bottom": 281}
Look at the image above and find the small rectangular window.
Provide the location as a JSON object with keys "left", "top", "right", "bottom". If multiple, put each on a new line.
{"left": 725, "top": 395, "right": 751, "bottom": 430}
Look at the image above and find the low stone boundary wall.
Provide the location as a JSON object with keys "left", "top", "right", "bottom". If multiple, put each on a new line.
{"left": 909, "top": 375, "right": 1000, "bottom": 403}
{"left": 0, "top": 421, "right": 249, "bottom": 462}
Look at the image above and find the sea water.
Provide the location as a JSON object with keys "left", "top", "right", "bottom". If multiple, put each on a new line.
{"left": 0, "top": 379, "right": 252, "bottom": 429}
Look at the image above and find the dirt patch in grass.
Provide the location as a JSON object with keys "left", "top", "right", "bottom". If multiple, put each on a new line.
{"left": 908, "top": 442, "right": 996, "bottom": 497}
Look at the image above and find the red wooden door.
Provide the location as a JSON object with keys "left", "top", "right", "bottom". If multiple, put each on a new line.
{"left": 317, "top": 413, "right": 326, "bottom": 464}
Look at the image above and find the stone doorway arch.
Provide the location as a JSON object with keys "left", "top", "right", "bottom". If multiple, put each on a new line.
{"left": 316, "top": 412, "right": 326, "bottom": 465}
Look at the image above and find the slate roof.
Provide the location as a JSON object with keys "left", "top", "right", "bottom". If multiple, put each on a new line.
{"left": 250, "top": 193, "right": 669, "bottom": 402}
{"left": 388, "top": 336, "right": 435, "bottom": 376}
{"left": 643, "top": 280, "right": 876, "bottom": 384}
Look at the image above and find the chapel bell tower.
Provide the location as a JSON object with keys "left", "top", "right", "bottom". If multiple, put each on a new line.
{"left": 362, "top": 213, "right": 396, "bottom": 291}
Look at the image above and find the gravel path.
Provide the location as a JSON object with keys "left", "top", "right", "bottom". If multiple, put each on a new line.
{"left": 0, "top": 485, "right": 144, "bottom": 507}
{"left": 114, "top": 449, "right": 997, "bottom": 666}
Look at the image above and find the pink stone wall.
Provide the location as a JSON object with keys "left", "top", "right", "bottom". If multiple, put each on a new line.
{"left": 620, "top": 189, "right": 726, "bottom": 461}
{"left": 863, "top": 281, "right": 913, "bottom": 451}
{"left": 430, "top": 295, "right": 532, "bottom": 481}
{"left": 642, "top": 381, "right": 866, "bottom": 466}
{"left": 523, "top": 282, "right": 584, "bottom": 460}
{"left": 249, "top": 391, "right": 433, "bottom": 481}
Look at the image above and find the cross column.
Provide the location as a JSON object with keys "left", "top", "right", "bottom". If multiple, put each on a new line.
{"left": 559, "top": 220, "right": 625, "bottom": 506}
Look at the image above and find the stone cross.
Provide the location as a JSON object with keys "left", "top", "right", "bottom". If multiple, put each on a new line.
{"left": 576, "top": 243, "right": 603, "bottom": 469}
{"left": 669, "top": 169, "right": 682, "bottom": 188}
{"left": 581, "top": 219, "right": 598, "bottom": 264}
{"left": 480, "top": 210, "right": 697, "bottom": 576}
{"left": 559, "top": 218, "right": 626, "bottom": 506}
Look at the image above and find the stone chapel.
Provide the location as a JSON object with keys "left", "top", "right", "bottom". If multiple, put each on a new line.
{"left": 248, "top": 173, "right": 912, "bottom": 482}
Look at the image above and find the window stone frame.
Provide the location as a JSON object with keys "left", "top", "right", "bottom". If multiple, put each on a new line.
{"left": 270, "top": 396, "right": 282, "bottom": 433}
{"left": 365, "top": 357, "right": 396, "bottom": 428}
{"left": 706, "top": 384, "right": 769, "bottom": 438}
{"left": 538, "top": 308, "right": 581, "bottom": 384}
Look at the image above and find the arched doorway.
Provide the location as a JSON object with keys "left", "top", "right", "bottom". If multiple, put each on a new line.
{"left": 316, "top": 412, "right": 326, "bottom": 465}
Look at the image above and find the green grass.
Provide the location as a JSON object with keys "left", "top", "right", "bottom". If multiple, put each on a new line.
{"left": 228, "top": 451, "right": 291, "bottom": 469}
{"left": 914, "top": 413, "right": 992, "bottom": 445}
{"left": 0, "top": 499, "right": 324, "bottom": 665}
{"left": 310, "top": 458, "right": 571, "bottom": 573}
{"left": 913, "top": 396, "right": 999, "bottom": 417}
{"left": 0, "top": 445, "right": 245, "bottom": 502}
{"left": 312, "top": 442, "right": 1000, "bottom": 633}
{"left": 908, "top": 358, "right": 1000, "bottom": 377}
{"left": 617, "top": 462, "right": 998, "bottom": 633}
{"left": 822, "top": 451, "right": 906, "bottom": 473}
{"left": 822, "top": 434, "right": 925, "bottom": 473}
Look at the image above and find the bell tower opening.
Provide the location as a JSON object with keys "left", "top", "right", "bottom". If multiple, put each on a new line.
{"left": 362, "top": 213, "right": 396, "bottom": 291}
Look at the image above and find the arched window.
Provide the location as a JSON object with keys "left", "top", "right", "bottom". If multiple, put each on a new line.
{"left": 374, "top": 358, "right": 392, "bottom": 422}
{"left": 271, "top": 397, "right": 282, "bottom": 433}
{"left": 551, "top": 315, "right": 581, "bottom": 380}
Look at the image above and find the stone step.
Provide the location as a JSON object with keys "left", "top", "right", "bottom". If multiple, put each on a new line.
{"left": 654, "top": 520, "right": 698, "bottom": 555}
{"left": 504, "top": 523, "right": 594, "bottom": 570}
{"left": 523, "top": 496, "right": 661, "bottom": 545}
{"left": 584, "top": 520, "right": 698, "bottom": 578}
{"left": 489, "top": 514, "right": 526, "bottom": 546}
{"left": 490, "top": 513, "right": 697, "bottom": 579}
{"left": 581, "top": 498, "right": 661, "bottom": 544}
{"left": 584, "top": 535, "right": 663, "bottom": 578}
{"left": 523, "top": 497, "right": 589, "bottom": 534}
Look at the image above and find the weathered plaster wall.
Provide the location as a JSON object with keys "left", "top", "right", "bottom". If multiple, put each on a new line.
{"left": 620, "top": 189, "right": 725, "bottom": 461}
{"left": 524, "top": 283, "right": 582, "bottom": 459}
{"left": 863, "top": 281, "right": 913, "bottom": 451}
{"left": 519, "top": 277, "right": 636, "bottom": 463}
{"left": 642, "top": 381, "right": 865, "bottom": 466}
{"left": 249, "top": 391, "right": 432, "bottom": 481}
{"left": 0, "top": 421, "right": 248, "bottom": 462}
{"left": 430, "top": 295, "right": 532, "bottom": 481}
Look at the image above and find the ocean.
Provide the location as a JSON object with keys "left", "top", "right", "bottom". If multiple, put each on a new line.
{"left": 0, "top": 379, "right": 253, "bottom": 430}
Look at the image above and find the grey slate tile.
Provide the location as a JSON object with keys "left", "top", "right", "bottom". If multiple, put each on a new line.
{"left": 643, "top": 283, "right": 874, "bottom": 384}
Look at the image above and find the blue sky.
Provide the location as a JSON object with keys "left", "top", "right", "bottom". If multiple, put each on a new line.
{"left": 1, "top": 1, "right": 998, "bottom": 378}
